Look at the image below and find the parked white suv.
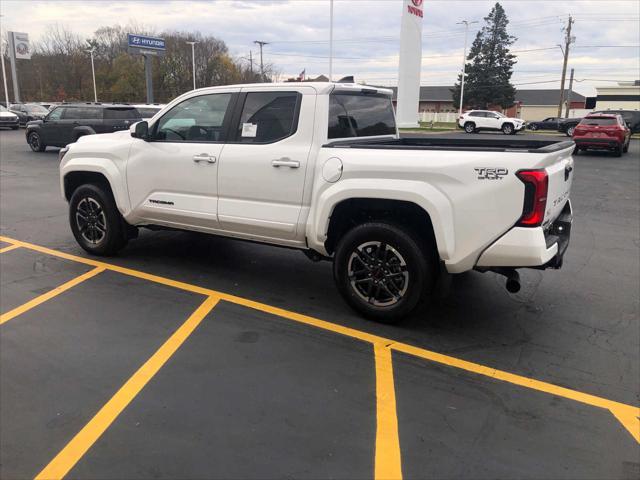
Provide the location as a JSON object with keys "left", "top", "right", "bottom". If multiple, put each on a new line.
{"left": 59, "top": 83, "right": 574, "bottom": 322}
{"left": 459, "top": 110, "right": 525, "bottom": 135}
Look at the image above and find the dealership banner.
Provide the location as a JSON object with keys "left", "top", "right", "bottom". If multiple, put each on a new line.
{"left": 11, "top": 32, "right": 31, "bottom": 60}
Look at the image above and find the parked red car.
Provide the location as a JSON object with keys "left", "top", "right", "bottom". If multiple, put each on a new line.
{"left": 573, "top": 114, "right": 631, "bottom": 157}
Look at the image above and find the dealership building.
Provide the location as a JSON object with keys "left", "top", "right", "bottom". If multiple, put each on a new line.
{"left": 595, "top": 81, "right": 640, "bottom": 110}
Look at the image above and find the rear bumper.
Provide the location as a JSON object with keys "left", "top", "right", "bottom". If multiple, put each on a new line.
{"left": 574, "top": 138, "right": 620, "bottom": 149}
{"left": 476, "top": 201, "right": 572, "bottom": 269}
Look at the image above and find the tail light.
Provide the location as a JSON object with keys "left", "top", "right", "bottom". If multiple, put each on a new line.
{"left": 516, "top": 169, "right": 548, "bottom": 227}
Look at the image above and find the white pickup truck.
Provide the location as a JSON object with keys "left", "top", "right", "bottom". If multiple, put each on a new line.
{"left": 59, "top": 82, "right": 574, "bottom": 323}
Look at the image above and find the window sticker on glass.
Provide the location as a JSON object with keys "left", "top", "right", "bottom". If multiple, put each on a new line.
{"left": 242, "top": 122, "right": 257, "bottom": 137}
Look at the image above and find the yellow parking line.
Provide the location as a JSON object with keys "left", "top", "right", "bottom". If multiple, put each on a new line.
{"left": 1, "top": 235, "right": 638, "bottom": 446}
{"left": 0, "top": 267, "right": 105, "bottom": 325}
{"left": 0, "top": 244, "right": 20, "bottom": 254}
{"left": 35, "top": 295, "right": 220, "bottom": 480}
{"left": 374, "top": 344, "right": 403, "bottom": 480}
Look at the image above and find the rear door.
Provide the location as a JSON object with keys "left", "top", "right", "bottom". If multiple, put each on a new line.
{"left": 102, "top": 107, "right": 140, "bottom": 134}
{"left": 216, "top": 87, "right": 314, "bottom": 240}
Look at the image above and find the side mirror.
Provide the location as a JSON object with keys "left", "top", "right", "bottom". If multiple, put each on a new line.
{"left": 131, "top": 121, "right": 149, "bottom": 140}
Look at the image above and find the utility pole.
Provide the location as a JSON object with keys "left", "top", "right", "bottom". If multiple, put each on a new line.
{"left": 557, "top": 15, "right": 574, "bottom": 117}
{"left": 254, "top": 40, "right": 268, "bottom": 82}
{"left": 329, "top": 0, "right": 334, "bottom": 81}
{"left": 564, "top": 68, "right": 574, "bottom": 118}
{"left": 86, "top": 48, "right": 97, "bottom": 102}
{"left": 249, "top": 50, "right": 253, "bottom": 75}
{"left": 456, "top": 19, "right": 478, "bottom": 117}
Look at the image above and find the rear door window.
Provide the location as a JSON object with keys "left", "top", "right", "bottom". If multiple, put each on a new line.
{"left": 74, "top": 107, "right": 102, "bottom": 120}
{"left": 103, "top": 108, "right": 139, "bottom": 120}
{"left": 328, "top": 92, "right": 396, "bottom": 138}
{"left": 236, "top": 92, "right": 300, "bottom": 143}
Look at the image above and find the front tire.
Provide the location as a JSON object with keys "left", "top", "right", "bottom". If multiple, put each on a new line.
{"left": 333, "top": 222, "right": 437, "bottom": 323}
{"left": 623, "top": 138, "right": 630, "bottom": 153}
{"left": 27, "top": 131, "right": 46, "bottom": 152}
{"left": 464, "top": 122, "right": 476, "bottom": 134}
{"left": 501, "top": 123, "right": 514, "bottom": 135}
{"left": 69, "top": 184, "right": 128, "bottom": 256}
{"left": 529, "top": 124, "right": 538, "bottom": 131}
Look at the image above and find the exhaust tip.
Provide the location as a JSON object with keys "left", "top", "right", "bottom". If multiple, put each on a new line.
{"left": 506, "top": 277, "right": 521, "bottom": 293}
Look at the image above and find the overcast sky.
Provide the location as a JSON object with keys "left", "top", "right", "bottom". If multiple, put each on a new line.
{"left": 2, "top": 0, "right": 639, "bottom": 96}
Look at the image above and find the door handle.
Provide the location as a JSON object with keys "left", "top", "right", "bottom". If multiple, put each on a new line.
{"left": 271, "top": 158, "right": 300, "bottom": 168}
{"left": 193, "top": 154, "right": 216, "bottom": 164}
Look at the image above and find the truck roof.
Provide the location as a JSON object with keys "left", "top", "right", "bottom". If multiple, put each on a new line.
{"left": 188, "top": 82, "right": 393, "bottom": 96}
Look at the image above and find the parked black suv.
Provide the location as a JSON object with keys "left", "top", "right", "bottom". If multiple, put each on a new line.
{"left": 592, "top": 109, "right": 640, "bottom": 134}
{"left": 9, "top": 103, "right": 50, "bottom": 126}
{"left": 25, "top": 103, "right": 142, "bottom": 152}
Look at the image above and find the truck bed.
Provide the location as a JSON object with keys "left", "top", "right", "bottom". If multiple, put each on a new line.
{"left": 324, "top": 136, "right": 575, "bottom": 153}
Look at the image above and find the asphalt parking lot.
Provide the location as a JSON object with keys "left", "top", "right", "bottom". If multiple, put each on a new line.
{"left": 1, "top": 128, "right": 639, "bottom": 479}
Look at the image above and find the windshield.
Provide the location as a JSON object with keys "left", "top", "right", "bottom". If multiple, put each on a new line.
{"left": 25, "top": 104, "right": 49, "bottom": 114}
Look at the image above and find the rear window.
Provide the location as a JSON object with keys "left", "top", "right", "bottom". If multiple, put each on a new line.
{"left": 328, "top": 92, "right": 396, "bottom": 138}
{"left": 580, "top": 117, "right": 617, "bottom": 126}
{"left": 103, "top": 108, "right": 139, "bottom": 120}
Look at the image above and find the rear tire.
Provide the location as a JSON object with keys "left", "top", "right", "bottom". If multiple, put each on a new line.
{"left": 333, "top": 222, "right": 437, "bottom": 323}
{"left": 69, "top": 184, "right": 128, "bottom": 256}
{"left": 27, "top": 131, "right": 46, "bottom": 152}
{"left": 11, "top": 126, "right": 18, "bottom": 130}
{"left": 613, "top": 144, "right": 622, "bottom": 157}
{"left": 464, "top": 122, "right": 476, "bottom": 134}
{"left": 566, "top": 125, "right": 576, "bottom": 137}
{"left": 573, "top": 146, "right": 580, "bottom": 155}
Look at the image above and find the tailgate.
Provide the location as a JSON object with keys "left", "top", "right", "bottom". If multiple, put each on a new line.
{"left": 543, "top": 149, "right": 574, "bottom": 227}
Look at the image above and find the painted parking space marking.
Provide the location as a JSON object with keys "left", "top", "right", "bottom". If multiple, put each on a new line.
{"left": 0, "top": 244, "right": 21, "bottom": 254}
{"left": 0, "top": 235, "right": 637, "bottom": 480}
{"left": 0, "top": 267, "right": 105, "bottom": 325}
{"left": 374, "top": 344, "right": 402, "bottom": 479}
{"left": 35, "top": 295, "right": 220, "bottom": 480}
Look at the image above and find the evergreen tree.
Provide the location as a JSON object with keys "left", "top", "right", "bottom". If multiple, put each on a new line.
{"left": 451, "top": 3, "right": 517, "bottom": 109}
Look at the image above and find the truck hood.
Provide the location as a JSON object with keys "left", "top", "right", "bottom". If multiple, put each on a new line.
{"left": 0, "top": 111, "right": 18, "bottom": 119}
{"left": 76, "top": 129, "right": 132, "bottom": 144}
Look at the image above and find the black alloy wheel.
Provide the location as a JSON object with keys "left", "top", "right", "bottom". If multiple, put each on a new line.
{"left": 69, "top": 184, "right": 128, "bottom": 255}
{"left": 347, "top": 241, "right": 409, "bottom": 308}
{"left": 27, "top": 131, "right": 46, "bottom": 152}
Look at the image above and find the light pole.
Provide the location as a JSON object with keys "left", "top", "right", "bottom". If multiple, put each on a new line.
{"left": 329, "top": 0, "right": 333, "bottom": 81}
{"left": 1, "top": 35, "right": 9, "bottom": 107}
{"left": 86, "top": 48, "right": 97, "bottom": 102}
{"left": 254, "top": 40, "right": 268, "bottom": 82}
{"left": 457, "top": 20, "right": 478, "bottom": 117}
{"left": 186, "top": 41, "right": 198, "bottom": 90}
